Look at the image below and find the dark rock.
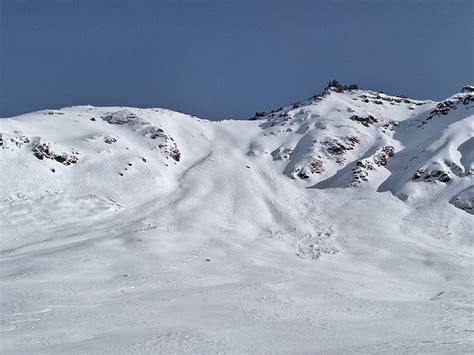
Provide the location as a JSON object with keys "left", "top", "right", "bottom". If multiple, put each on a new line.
{"left": 103, "top": 110, "right": 139, "bottom": 124}
{"left": 412, "top": 170, "right": 423, "bottom": 180}
{"left": 169, "top": 147, "right": 181, "bottom": 162}
{"left": 147, "top": 127, "right": 167, "bottom": 140}
{"left": 412, "top": 167, "right": 451, "bottom": 183}
{"left": 351, "top": 160, "right": 375, "bottom": 185}
{"left": 347, "top": 136, "right": 360, "bottom": 145}
{"left": 34, "top": 151, "right": 44, "bottom": 160}
{"left": 54, "top": 154, "right": 68, "bottom": 163}
{"left": 327, "top": 79, "right": 341, "bottom": 88}
{"left": 326, "top": 80, "right": 357, "bottom": 93}
{"left": 350, "top": 115, "right": 378, "bottom": 127}
{"left": 327, "top": 144, "right": 345, "bottom": 155}
{"left": 297, "top": 158, "right": 324, "bottom": 179}
{"left": 463, "top": 96, "right": 474, "bottom": 105}
{"left": 374, "top": 145, "right": 395, "bottom": 167}
{"left": 249, "top": 111, "right": 266, "bottom": 120}
{"left": 32, "top": 143, "right": 79, "bottom": 166}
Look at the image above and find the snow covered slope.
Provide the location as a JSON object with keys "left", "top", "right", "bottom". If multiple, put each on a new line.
{"left": 251, "top": 83, "right": 473, "bottom": 207}
{"left": 1, "top": 83, "right": 473, "bottom": 353}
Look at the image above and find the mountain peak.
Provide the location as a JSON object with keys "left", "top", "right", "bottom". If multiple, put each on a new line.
{"left": 1, "top": 84, "right": 473, "bottom": 353}
{"left": 0, "top": 86, "right": 472, "bottom": 214}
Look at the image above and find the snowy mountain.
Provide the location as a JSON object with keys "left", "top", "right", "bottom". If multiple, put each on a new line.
{"left": 1, "top": 83, "right": 473, "bottom": 353}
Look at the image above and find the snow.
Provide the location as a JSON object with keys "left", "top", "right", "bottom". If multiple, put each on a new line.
{"left": 0, "top": 86, "right": 473, "bottom": 353}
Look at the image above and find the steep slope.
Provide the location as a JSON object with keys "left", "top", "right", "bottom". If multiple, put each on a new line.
{"left": 249, "top": 83, "right": 473, "bottom": 211}
{"left": 0, "top": 85, "right": 473, "bottom": 353}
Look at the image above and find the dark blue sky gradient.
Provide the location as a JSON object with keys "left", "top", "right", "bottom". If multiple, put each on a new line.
{"left": 0, "top": 0, "right": 473, "bottom": 119}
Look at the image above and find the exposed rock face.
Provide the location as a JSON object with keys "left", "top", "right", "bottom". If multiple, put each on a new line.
{"left": 412, "top": 166, "right": 451, "bottom": 183}
{"left": 104, "top": 137, "right": 117, "bottom": 144}
{"left": 322, "top": 136, "right": 360, "bottom": 164}
{"left": 352, "top": 160, "right": 376, "bottom": 184}
{"left": 144, "top": 126, "right": 181, "bottom": 162}
{"left": 418, "top": 88, "right": 474, "bottom": 127}
{"left": 145, "top": 127, "right": 166, "bottom": 140}
{"left": 0, "top": 132, "right": 30, "bottom": 149}
{"left": 296, "top": 158, "right": 325, "bottom": 179}
{"left": 326, "top": 80, "right": 359, "bottom": 93}
{"left": 356, "top": 92, "right": 424, "bottom": 106}
{"left": 351, "top": 145, "right": 395, "bottom": 185}
{"left": 373, "top": 145, "right": 395, "bottom": 168}
{"left": 325, "top": 139, "right": 351, "bottom": 156}
{"left": 350, "top": 114, "right": 378, "bottom": 127}
{"left": 88, "top": 108, "right": 183, "bottom": 163}
{"left": 103, "top": 110, "right": 139, "bottom": 124}
{"left": 158, "top": 143, "right": 181, "bottom": 162}
{"left": 249, "top": 111, "right": 266, "bottom": 120}
{"left": 290, "top": 136, "right": 362, "bottom": 181}
{"left": 33, "top": 143, "right": 79, "bottom": 166}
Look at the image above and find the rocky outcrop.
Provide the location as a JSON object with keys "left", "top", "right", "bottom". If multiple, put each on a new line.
{"left": 296, "top": 158, "right": 324, "bottom": 179}
{"left": 352, "top": 160, "right": 376, "bottom": 185}
{"left": 103, "top": 110, "right": 139, "bottom": 124}
{"left": 0, "top": 132, "right": 31, "bottom": 149}
{"left": 412, "top": 166, "right": 451, "bottom": 183}
{"left": 418, "top": 87, "right": 474, "bottom": 127}
{"left": 351, "top": 145, "right": 395, "bottom": 185}
{"left": 104, "top": 137, "right": 117, "bottom": 144}
{"left": 350, "top": 114, "right": 378, "bottom": 127}
{"left": 32, "top": 143, "right": 79, "bottom": 166}
{"left": 325, "top": 80, "right": 359, "bottom": 93}
{"left": 144, "top": 126, "right": 181, "bottom": 162}
{"left": 373, "top": 145, "right": 395, "bottom": 168}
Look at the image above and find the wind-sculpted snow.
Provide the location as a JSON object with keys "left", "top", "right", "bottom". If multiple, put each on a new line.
{"left": 0, "top": 86, "right": 473, "bottom": 353}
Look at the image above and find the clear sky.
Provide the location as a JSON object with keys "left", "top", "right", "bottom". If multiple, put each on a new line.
{"left": 0, "top": 0, "right": 473, "bottom": 119}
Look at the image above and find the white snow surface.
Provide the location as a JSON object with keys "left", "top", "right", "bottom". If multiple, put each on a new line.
{"left": 1, "top": 86, "right": 473, "bottom": 353}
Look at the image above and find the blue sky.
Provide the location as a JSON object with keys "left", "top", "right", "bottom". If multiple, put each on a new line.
{"left": 0, "top": 0, "right": 473, "bottom": 119}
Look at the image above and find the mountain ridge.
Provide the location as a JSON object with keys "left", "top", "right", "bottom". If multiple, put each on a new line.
{"left": 0, "top": 83, "right": 473, "bottom": 353}
{"left": 1, "top": 83, "right": 473, "bottom": 212}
